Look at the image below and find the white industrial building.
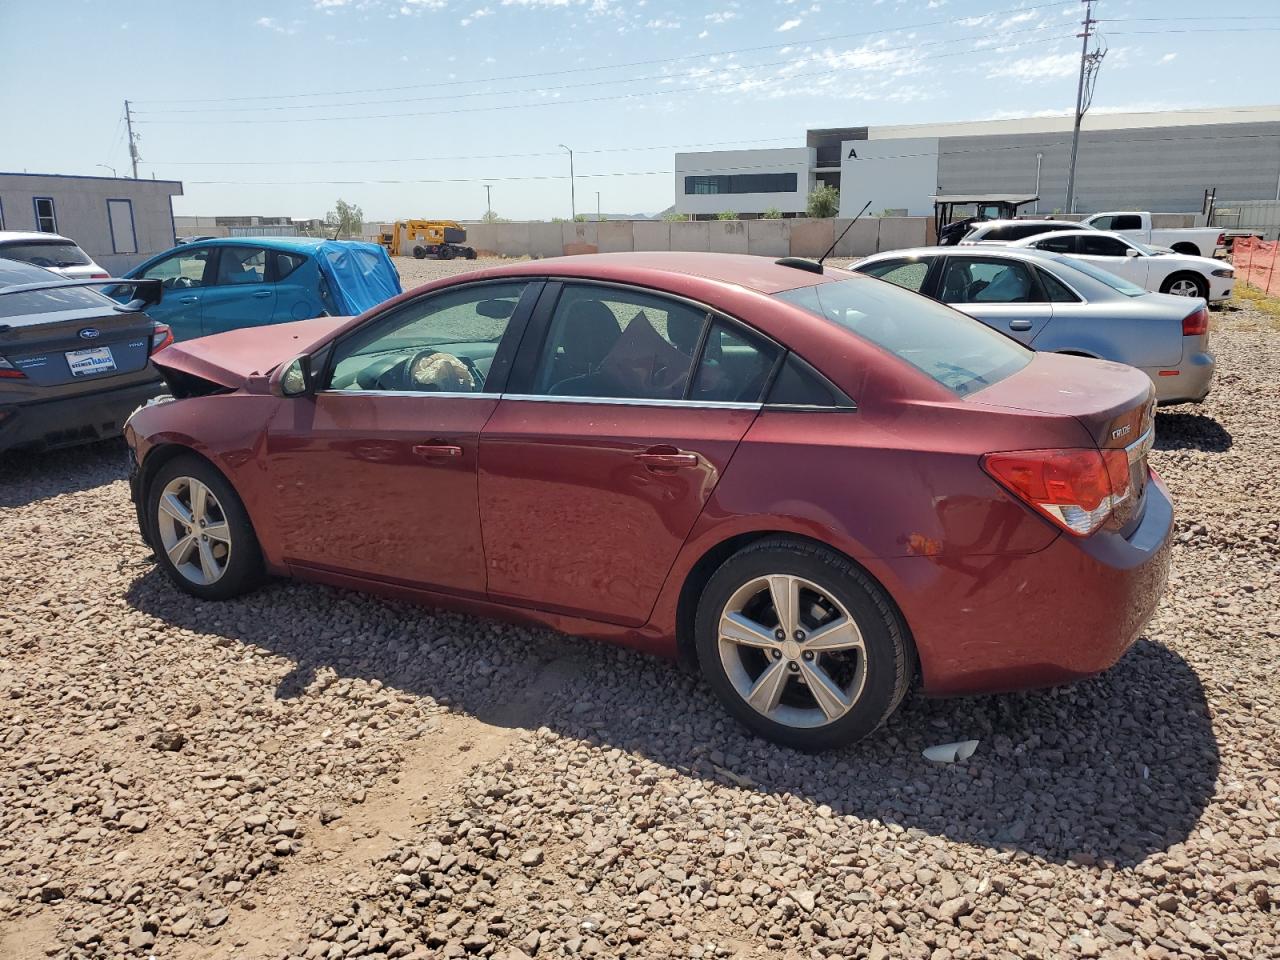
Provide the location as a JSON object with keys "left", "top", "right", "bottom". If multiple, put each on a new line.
{"left": 674, "top": 105, "right": 1280, "bottom": 220}
{"left": 0, "top": 172, "right": 183, "bottom": 274}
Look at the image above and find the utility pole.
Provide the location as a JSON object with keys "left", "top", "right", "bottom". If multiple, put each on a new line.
{"left": 484, "top": 184, "right": 492, "bottom": 220}
{"left": 559, "top": 144, "right": 576, "bottom": 220}
{"left": 1064, "top": 0, "right": 1104, "bottom": 213}
{"left": 125, "top": 100, "right": 141, "bottom": 179}
{"left": 596, "top": 191, "right": 601, "bottom": 221}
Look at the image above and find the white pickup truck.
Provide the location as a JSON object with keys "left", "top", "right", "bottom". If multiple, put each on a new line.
{"left": 1079, "top": 211, "right": 1223, "bottom": 259}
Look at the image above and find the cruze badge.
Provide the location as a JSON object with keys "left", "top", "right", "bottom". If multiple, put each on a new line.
{"left": 1112, "top": 424, "right": 1132, "bottom": 440}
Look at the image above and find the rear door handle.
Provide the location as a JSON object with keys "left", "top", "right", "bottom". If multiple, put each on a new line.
{"left": 252, "top": 290, "right": 272, "bottom": 299}
{"left": 178, "top": 295, "right": 199, "bottom": 304}
{"left": 636, "top": 447, "right": 699, "bottom": 468}
{"left": 413, "top": 442, "right": 463, "bottom": 459}
{"left": 1009, "top": 319, "right": 1033, "bottom": 331}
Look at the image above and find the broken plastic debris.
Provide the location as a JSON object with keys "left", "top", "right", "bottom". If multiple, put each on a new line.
{"left": 922, "top": 739, "right": 979, "bottom": 763}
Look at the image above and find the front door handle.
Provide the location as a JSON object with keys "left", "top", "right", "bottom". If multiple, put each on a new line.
{"left": 1009, "top": 319, "right": 1033, "bottom": 331}
{"left": 636, "top": 446, "right": 699, "bottom": 468}
{"left": 178, "top": 295, "right": 199, "bottom": 304}
{"left": 413, "top": 442, "right": 463, "bottom": 459}
{"left": 252, "top": 290, "right": 272, "bottom": 299}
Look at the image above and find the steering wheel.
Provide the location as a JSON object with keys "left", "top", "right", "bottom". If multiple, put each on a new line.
{"left": 400, "top": 350, "right": 480, "bottom": 392}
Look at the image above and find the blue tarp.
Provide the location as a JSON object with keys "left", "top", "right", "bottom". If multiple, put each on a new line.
{"left": 314, "top": 240, "right": 403, "bottom": 316}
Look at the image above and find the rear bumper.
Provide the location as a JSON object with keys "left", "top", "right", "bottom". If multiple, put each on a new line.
{"left": 0, "top": 378, "right": 166, "bottom": 454}
{"left": 879, "top": 474, "right": 1174, "bottom": 697}
{"left": 1142, "top": 349, "right": 1215, "bottom": 405}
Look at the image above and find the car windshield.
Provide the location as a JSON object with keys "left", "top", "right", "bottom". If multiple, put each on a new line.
{"left": 1045, "top": 255, "right": 1148, "bottom": 297}
{"left": 775, "top": 276, "right": 1032, "bottom": 396}
{"left": 0, "top": 240, "right": 92, "bottom": 268}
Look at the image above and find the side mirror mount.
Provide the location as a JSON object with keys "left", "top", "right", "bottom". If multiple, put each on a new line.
{"left": 270, "top": 355, "right": 314, "bottom": 398}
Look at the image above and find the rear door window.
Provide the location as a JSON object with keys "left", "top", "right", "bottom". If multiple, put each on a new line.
{"left": 273, "top": 251, "right": 307, "bottom": 280}
{"left": 859, "top": 258, "right": 932, "bottom": 293}
{"left": 938, "top": 257, "right": 1043, "bottom": 304}
{"left": 690, "top": 319, "right": 779, "bottom": 404}
{"left": 1078, "top": 234, "right": 1132, "bottom": 257}
{"left": 1034, "top": 234, "right": 1077, "bottom": 254}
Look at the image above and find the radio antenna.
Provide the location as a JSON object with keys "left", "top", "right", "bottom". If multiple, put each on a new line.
{"left": 819, "top": 200, "right": 872, "bottom": 265}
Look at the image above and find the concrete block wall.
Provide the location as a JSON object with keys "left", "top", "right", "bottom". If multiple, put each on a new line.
{"left": 450, "top": 218, "right": 932, "bottom": 260}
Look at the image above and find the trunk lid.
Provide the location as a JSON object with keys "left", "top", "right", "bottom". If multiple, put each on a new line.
{"left": 151, "top": 315, "right": 351, "bottom": 389}
{"left": 970, "top": 351, "right": 1156, "bottom": 532}
{"left": 0, "top": 305, "right": 154, "bottom": 389}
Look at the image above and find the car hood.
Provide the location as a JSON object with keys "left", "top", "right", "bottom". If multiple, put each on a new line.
{"left": 151, "top": 315, "right": 350, "bottom": 389}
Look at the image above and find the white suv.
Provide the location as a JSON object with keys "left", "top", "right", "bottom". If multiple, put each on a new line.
{"left": 957, "top": 219, "right": 1080, "bottom": 246}
{"left": 0, "top": 232, "right": 108, "bottom": 279}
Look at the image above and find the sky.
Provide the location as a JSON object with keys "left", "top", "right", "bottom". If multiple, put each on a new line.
{"left": 2, "top": 0, "right": 1278, "bottom": 222}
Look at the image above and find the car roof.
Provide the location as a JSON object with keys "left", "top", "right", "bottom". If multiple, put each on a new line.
{"left": 0, "top": 231, "right": 78, "bottom": 244}
{"left": 459, "top": 251, "right": 852, "bottom": 295}
{"left": 1008, "top": 229, "right": 1130, "bottom": 244}
{"left": 967, "top": 219, "right": 1074, "bottom": 230}
{"left": 187, "top": 237, "right": 335, "bottom": 253}
{"left": 860, "top": 245, "right": 1059, "bottom": 263}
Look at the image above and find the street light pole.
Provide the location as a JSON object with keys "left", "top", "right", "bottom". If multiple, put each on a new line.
{"left": 96, "top": 163, "right": 117, "bottom": 178}
{"left": 558, "top": 144, "right": 576, "bottom": 220}
{"left": 596, "top": 191, "right": 601, "bottom": 221}
{"left": 1034, "top": 153, "right": 1043, "bottom": 214}
{"left": 484, "top": 184, "right": 492, "bottom": 220}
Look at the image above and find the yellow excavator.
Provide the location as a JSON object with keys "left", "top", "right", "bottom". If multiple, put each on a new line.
{"left": 375, "top": 220, "right": 477, "bottom": 260}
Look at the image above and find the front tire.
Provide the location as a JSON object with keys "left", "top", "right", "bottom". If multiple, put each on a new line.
{"left": 694, "top": 538, "right": 912, "bottom": 751}
{"left": 147, "top": 454, "right": 264, "bottom": 600}
{"left": 1161, "top": 272, "right": 1207, "bottom": 299}
{"left": 438, "top": 246, "right": 454, "bottom": 260}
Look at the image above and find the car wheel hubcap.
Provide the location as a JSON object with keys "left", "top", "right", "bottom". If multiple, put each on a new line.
{"left": 718, "top": 574, "right": 867, "bottom": 729}
{"left": 1169, "top": 279, "right": 1199, "bottom": 297}
{"left": 156, "top": 476, "right": 231, "bottom": 586}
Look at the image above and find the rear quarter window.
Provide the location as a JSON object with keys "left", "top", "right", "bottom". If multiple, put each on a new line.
{"left": 776, "top": 277, "right": 1032, "bottom": 396}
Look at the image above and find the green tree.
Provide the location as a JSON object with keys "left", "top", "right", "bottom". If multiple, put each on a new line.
{"left": 806, "top": 185, "right": 840, "bottom": 219}
{"left": 573, "top": 213, "right": 588, "bottom": 223}
{"left": 762, "top": 207, "right": 783, "bottom": 219}
{"left": 324, "top": 198, "right": 364, "bottom": 238}
{"left": 481, "top": 209, "right": 509, "bottom": 224}
{"left": 716, "top": 210, "right": 738, "bottom": 220}
{"left": 661, "top": 212, "right": 691, "bottom": 222}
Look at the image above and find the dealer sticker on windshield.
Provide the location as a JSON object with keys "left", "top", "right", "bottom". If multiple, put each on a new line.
{"left": 65, "top": 346, "right": 116, "bottom": 377}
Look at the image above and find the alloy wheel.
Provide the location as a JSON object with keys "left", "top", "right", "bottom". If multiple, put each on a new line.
{"left": 1168, "top": 278, "right": 1201, "bottom": 297}
{"left": 717, "top": 574, "right": 867, "bottom": 729}
{"left": 156, "top": 476, "right": 232, "bottom": 586}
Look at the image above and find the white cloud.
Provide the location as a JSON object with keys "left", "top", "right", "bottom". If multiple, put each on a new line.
{"left": 1160, "top": 52, "right": 1177, "bottom": 64}
{"left": 999, "top": 10, "right": 1038, "bottom": 28}
{"left": 927, "top": 0, "right": 947, "bottom": 7}
{"left": 776, "top": 17, "right": 802, "bottom": 31}
{"left": 256, "top": 16, "right": 301, "bottom": 34}
{"left": 460, "top": 5, "right": 492, "bottom": 23}
{"left": 705, "top": 9, "right": 737, "bottom": 23}
{"left": 646, "top": 17, "right": 680, "bottom": 28}
{"left": 698, "top": 29, "right": 709, "bottom": 38}
{"left": 986, "top": 52, "right": 1078, "bottom": 82}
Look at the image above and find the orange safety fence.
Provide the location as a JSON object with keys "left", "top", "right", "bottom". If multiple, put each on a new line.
{"left": 1232, "top": 236, "right": 1280, "bottom": 296}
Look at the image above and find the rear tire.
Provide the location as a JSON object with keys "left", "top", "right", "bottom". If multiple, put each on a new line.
{"left": 1161, "top": 272, "right": 1207, "bottom": 299}
{"left": 412, "top": 246, "right": 427, "bottom": 259}
{"left": 438, "top": 246, "right": 455, "bottom": 261}
{"left": 694, "top": 538, "right": 912, "bottom": 751}
{"left": 147, "top": 454, "right": 264, "bottom": 601}
{"left": 465, "top": 247, "right": 477, "bottom": 260}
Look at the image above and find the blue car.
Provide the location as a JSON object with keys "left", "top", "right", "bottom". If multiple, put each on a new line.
{"left": 121, "top": 237, "right": 402, "bottom": 341}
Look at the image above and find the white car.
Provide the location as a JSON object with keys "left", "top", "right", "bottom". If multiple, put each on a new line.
{"left": 0, "top": 232, "right": 108, "bottom": 279}
{"left": 956, "top": 219, "right": 1080, "bottom": 245}
{"left": 1009, "top": 229, "right": 1233, "bottom": 303}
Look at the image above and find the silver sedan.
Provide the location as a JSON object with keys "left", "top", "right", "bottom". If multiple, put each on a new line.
{"left": 851, "top": 246, "right": 1215, "bottom": 404}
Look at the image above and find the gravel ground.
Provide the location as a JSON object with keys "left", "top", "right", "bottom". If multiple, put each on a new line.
{"left": 1, "top": 269, "right": 1277, "bottom": 959}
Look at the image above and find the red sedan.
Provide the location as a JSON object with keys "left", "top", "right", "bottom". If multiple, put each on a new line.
{"left": 125, "top": 253, "right": 1171, "bottom": 751}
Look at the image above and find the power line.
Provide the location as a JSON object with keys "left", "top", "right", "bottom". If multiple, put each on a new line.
{"left": 148, "top": 137, "right": 801, "bottom": 166}
{"left": 134, "top": 35, "right": 1075, "bottom": 126}
{"left": 130, "top": 0, "right": 1076, "bottom": 106}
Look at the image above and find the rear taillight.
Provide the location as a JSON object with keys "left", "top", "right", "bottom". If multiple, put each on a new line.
{"left": 983, "top": 448, "right": 1133, "bottom": 537}
{"left": 91, "top": 272, "right": 110, "bottom": 279}
{"left": 0, "top": 356, "right": 25, "bottom": 379}
{"left": 1182, "top": 306, "right": 1209, "bottom": 337}
{"left": 150, "top": 324, "right": 174, "bottom": 352}
{"left": 1216, "top": 233, "right": 1225, "bottom": 247}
